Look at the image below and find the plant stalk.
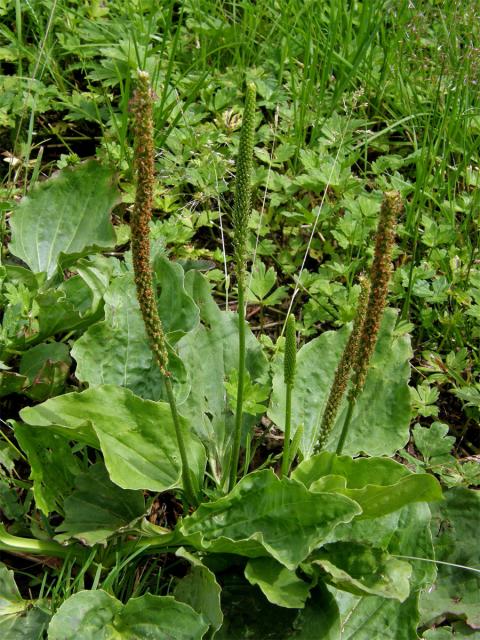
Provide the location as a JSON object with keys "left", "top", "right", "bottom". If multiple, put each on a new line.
{"left": 229, "top": 282, "right": 246, "bottom": 490}
{"left": 335, "top": 397, "right": 355, "bottom": 455}
{"left": 165, "top": 376, "right": 197, "bottom": 506}
{"left": 281, "top": 383, "right": 293, "bottom": 477}
{"left": 0, "top": 524, "right": 82, "bottom": 560}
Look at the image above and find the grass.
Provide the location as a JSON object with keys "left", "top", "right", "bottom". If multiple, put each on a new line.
{"left": 0, "top": 0, "right": 479, "bottom": 636}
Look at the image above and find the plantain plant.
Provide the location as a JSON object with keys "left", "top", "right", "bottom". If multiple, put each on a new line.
{"left": 0, "top": 73, "right": 449, "bottom": 639}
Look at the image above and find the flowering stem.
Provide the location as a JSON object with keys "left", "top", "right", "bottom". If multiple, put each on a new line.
{"left": 131, "top": 71, "right": 197, "bottom": 507}
{"left": 315, "top": 276, "right": 370, "bottom": 453}
{"left": 164, "top": 377, "right": 197, "bottom": 506}
{"left": 336, "top": 191, "right": 402, "bottom": 454}
{"left": 335, "top": 397, "right": 355, "bottom": 455}
{"left": 229, "top": 282, "right": 246, "bottom": 490}
{"left": 281, "top": 384, "right": 293, "bottom": 477}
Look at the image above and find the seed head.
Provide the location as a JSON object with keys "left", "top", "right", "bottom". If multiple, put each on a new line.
{"left": 350, "top": 191, "right": 402, "bottom": 399}
{"left": 316, "top": 275, "right": 370, "bottom": 451}
{"left": 130, "top": 71, "right": 169, "bottom": 375}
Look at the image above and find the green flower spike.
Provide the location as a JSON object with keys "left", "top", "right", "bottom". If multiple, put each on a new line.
{"left": 228, "top": 82, "right": 257, "bottom": 491}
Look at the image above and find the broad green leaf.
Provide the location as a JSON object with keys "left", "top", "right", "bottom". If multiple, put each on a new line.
{"left": 14, "top": 423, "right": 82, "bottom": 514}
{"left": 0, "top": 607, "right": 50, "bottom": 640}
{"left": 174, "top": 547, "right": 223, "bottom": 637}
{"left": 178, "top": 271, "right": 268, "bottom": 478}
{"left": 2, "top": 264, "right": 41, "bottom": 290}
{"left": 20, "top": 385, "right": 206, "bottom": 494}
{"left": 293, "top": 452, "right": 442, "bottom": 518}
{"left": 180, "top": 469, "right": 361, "bottom": 569}
{"left": 0, "top": 564, "right": 50, "bottom": 640}
{"left": 72, "top": 273, "right": 189, "bottom": 402}
{"left": 334, "top": 503, "right": 435, "bottom": 639}
{"left": 55, "top": 462, "right": 145, "bottom": 545}
{"left": 310, "top": 542, "right": 411, "bottom": 601}
{"left": 331, "top": 503, "right": 434, "bottom": 590}
{"left": 47, "top": 591, "right": 208, "bottom": 640}
{"left": 335, "top": 589, "right": 419, "bottom": 640}
{"left": 419, "top": 488, "right": 480, "bottom": 629}
{"left": 19, "top": 342, "right": 71, "bottom": 401}
{"left": 291, "top": 582, "right": 340, "bottom": 640}
{"left": 293, "top": 452, "right": 410, "bottom": 487}
{"left": 244, "top": 557, "right": 311, "bottom": 608}
{"left": 9, "top": 161, "right": 118, "bottom": 278}
{"left": 268, "top": 309, "right": 412, "bottom": 457}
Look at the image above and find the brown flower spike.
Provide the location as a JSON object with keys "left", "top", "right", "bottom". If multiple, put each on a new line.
{"left": 316, "top": 275, "right": 370, "bottom": 451}
{"left": 130, "top": 71, "right": 169, "bottom": 376}
{"left": 350, "top": 190, "right": 403, "bottom": 399}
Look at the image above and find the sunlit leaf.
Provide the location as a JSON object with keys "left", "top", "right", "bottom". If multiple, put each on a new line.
{"left": 180, "top": 469, "right": 361, "bottom": 569}
{"left": 47, "top": 591, "right": 208, "bottom": 640}
{"left": 292, "top": 452, "right": 442, "bottom": 518}
{"left": 19, "top": 385, "right": 206, "bottom": 494}
{"left": 9, "top": 161, "right": 118, "bottom": 278}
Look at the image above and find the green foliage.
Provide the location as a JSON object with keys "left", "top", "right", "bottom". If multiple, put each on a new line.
{"left": 292, "top": 453, "right": 442, "bottom": 519}
{"left": 0, "top": 3, "right": 478, "bottom": 635}
{"left": 269, "top": 309, "right": 412, "bottom": 456}
{"left": 180, "top": 469, "right": 362, "bottom": 569}
{"left": 47, "top": 591, "right": 208, "bottom": 640}
{"left": 72, "top": 259, "right": 197, "bottom": 402}
{"left": 9, "top": 162, "right": 118, "bottom": 279}
{"left": 174, "top": 548, "right": 223, "bottom": 636}
{"left": 14, "top": 423, "right": 82, "bottom": 515}
{"left": 177, "top": 270, "right": 268, "bottom": 480}
{"left": 419, "top": 488, "right": 480, "bottom": 629}
{"left": 310, "top": 542, "right": 411, "bottom": 601}
{"left": 0, "top": 564, "right": 50, "bottom": 639}
{"left": 244, "top": 557, "right": 310, "bottom": 609}
{"left": 19, "top": 385, "right": 206, "bottom": 494}
{"left": 54, "top": 463, "right": 146, "bottom": 545}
